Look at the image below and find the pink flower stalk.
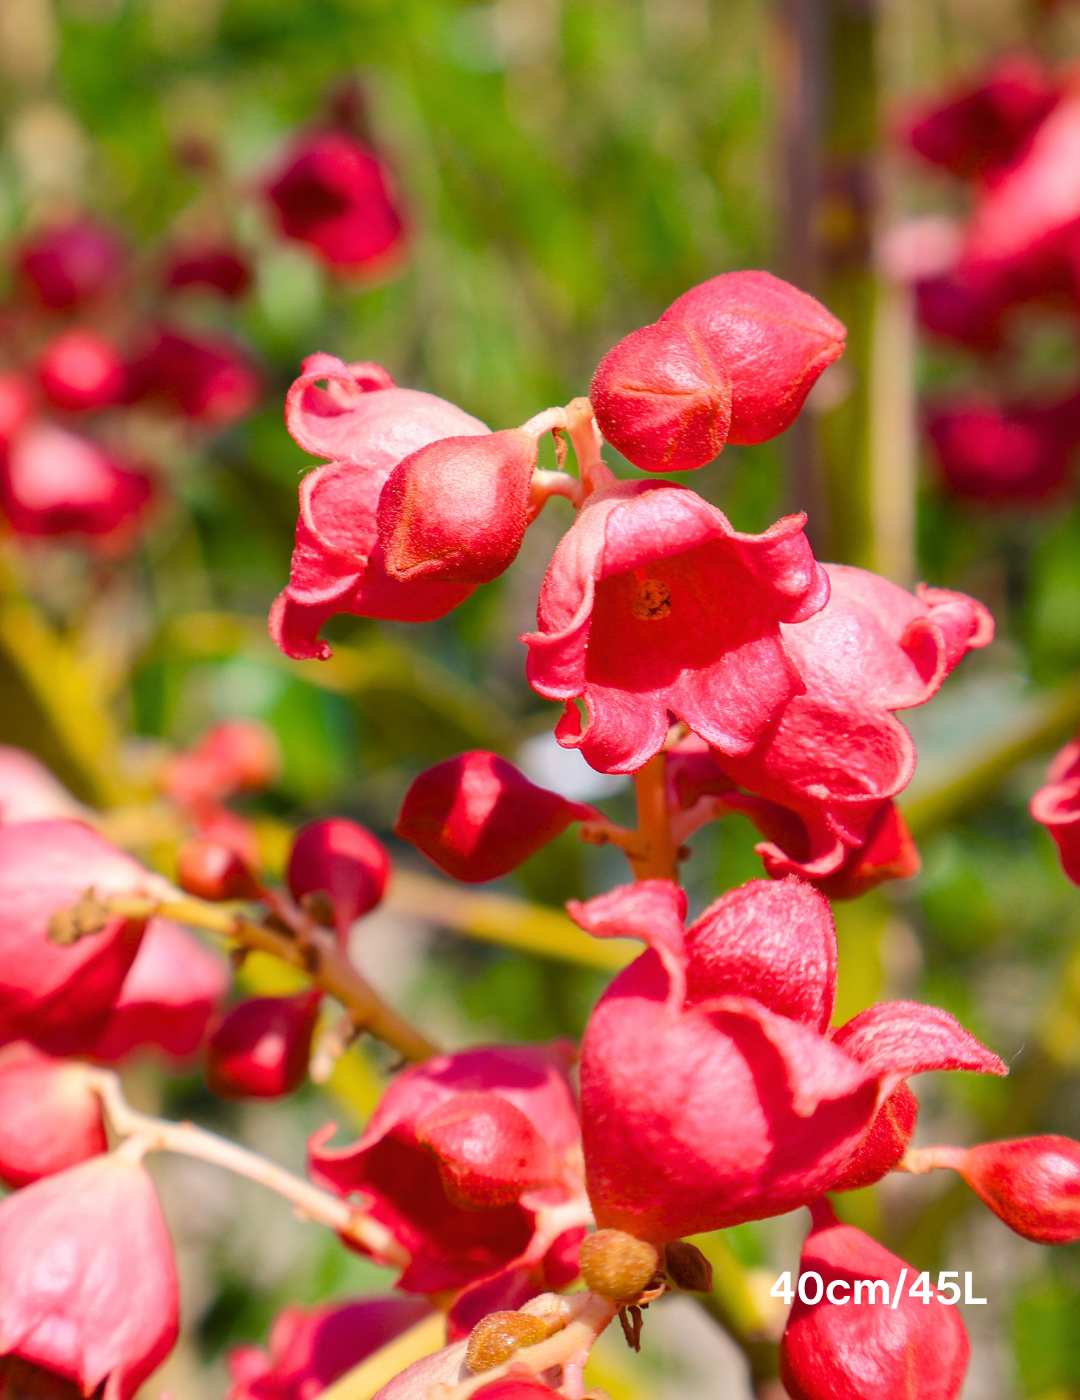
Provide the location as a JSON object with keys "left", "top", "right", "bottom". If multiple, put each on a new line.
{"left": 0, "top": 819, "right": 172, "bottom": 1055}
{"left": 0, "top": 746, "right": 85, "bottom": 825}
{"left": 310, "top": 1041, "right": 583, "bottom": 1295}
{"left": 37, "top": 329, "right": 128, "bottom": 413}
{"left": 206, "top": 991, "right": 322, "bottom": 1099}
{"left": 522, "top": 481, "right": 828, "bottom": 774}
{"left": 163, "top": 243, "right": 253, "bottom": 299}
{"left": 87, "top": 918, "right": 230, "bottom": 1062}
{"left": 267, "top": 132, "right": 405, "bottom": 274}
{"left": 952, "top": 1136, "right": 1080, "bottom": 1244}
{"left": 591, "top": 273, "right": 844, "bottom": 471}
{"left": 1030, "top": 733, "right": 1080, "bottom": 884}
{"left": 161, "top": 719, "right": 280, "bottom": 807}
{"left": 712, "top": 565, "right": 993, "bottom": 883}
{"left": 905, "top": 52, "right": 1058, "bottom": 179}
{"left": 270, "top": 356, "right": 490, "bottom": 659}
{"left": 780, "top": 1200, "right": 969, "bottom": 1400}
{"left": 0, "top": 422, "right": 152, "bottom": 544}
{"left": 0, "top": 1153, "right": 179, "bottom": 1400}
{"left": 287, "top": 817, "right": 391, "bottom": 940}
{"left": 127, "top": 328, "right": 261, "bottom": 426}
{"left": 227, "top": 1297, "right": 432, "bottom": 1400}
{"left": 394, "top": 751, "right": 597, "bottom": 883}
{"left": 572, "top": 878, "right": 1005, "bottom": 1241}
{"left": 0, "top": 1043, "right": 106, "bottom": 1188}
{"left": 16, "top": 217, "right": 126, "bottom": 311}
{"left": 927, "top": 391, "right": 1080, "bottom": 502}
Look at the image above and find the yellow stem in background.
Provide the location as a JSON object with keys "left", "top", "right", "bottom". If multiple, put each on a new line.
{"left": 315, "top": 1314, "right": 448, "bottom": 1400}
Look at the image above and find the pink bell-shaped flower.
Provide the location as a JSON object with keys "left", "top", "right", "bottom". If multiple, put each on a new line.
{"left": 16, "top": 217, "right": 126, "bottom": 310}
{"left": 1030, "top": 731, "right": 1080, "bottom": 884}
{"left": 227, "top": 1296, "right": 432, "bottom": 1400}
{"left": 395, "top": 751, "right": 597, "bottom": 883}
{"left": 0, "top": 1043, "right": 106, "bottom": 1188}
{"left": 522, "top": 481, "right": 829, "bottom": 774}
{"left": 0, "top": 1152, "right": 179, "bottom": 1400}
{"left": 206, "top": 991, "right": 322, "bottom": 1099}
{"left": 37, "top": 329, "right": 128, "bottom": 413}
{"left": 287, "top": 817, "right": 390, "bottom": 940}
{"left": 780, "top": 1200, "right": 969, "bottom": 1400}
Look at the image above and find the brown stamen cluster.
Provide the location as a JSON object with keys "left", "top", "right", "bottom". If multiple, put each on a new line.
{"left": 631, "top": 578, "right": 672, "bottom": 620}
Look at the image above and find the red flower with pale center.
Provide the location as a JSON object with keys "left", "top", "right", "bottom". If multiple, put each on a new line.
{"left": 573, "top": 877, "right": 1005, "bottom": 1241}
{"left": 522, "top": 480, "right": 829, "bottom": 774}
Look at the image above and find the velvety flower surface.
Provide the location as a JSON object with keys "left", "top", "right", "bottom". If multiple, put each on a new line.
{"left": 0, "top": 1043, "right": 107, "bottom": 1188}
{"left": 310, "top": 1041, "right": 582, "bottom": 1294}
{"left": 0, "top": 1153, "right": 179, "bottom": 1400}
{"left": 227, "top": 1296, "right": 431, "bottom": 1400}
{"left": 271, "top": 356, "right": 489, "bottom": 659}
{"left": 1030, "top": 734, "right": 1080, "bottom": 884}
{"left": 0, "top": 820, "right": 172, "bottom": 1055}
{"left": 522, "top": 480, "right": 829, "bottom": 773}
{"left": 394, "top": 751, "right": 597, "bottom": 883}
{"left": 780, "top": 1200, "right": 969, "bottom": 1400}
{"left": 573, "top": 878, "right": 1004, "bottom": 1241}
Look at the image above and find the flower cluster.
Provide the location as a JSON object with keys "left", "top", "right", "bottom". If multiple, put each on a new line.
{"left": 1, "top": 264, "right": 1077, "bottom": 1400}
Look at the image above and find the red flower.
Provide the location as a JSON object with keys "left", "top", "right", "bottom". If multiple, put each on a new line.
{"left": 163, "top": 243, "right": 253, "bottom": 299}
{"left": 37, "top": 329, "right": 128, "bottom": 413}
{"left": 522, "top": 481, "right": 828, "bottom": 774}
{"left": 227, "top": 1296, "right": 431, "bottom": 1400}
{"left": 905, "top": 52, "right": 1058, "bottom": 179}
{"left": 267, "top": 132, "right": 405, "bottom": 274}
{"left": 711, "top": 565, "right": 993, "bottom": 883}
{"left": 161, "top": 719, "right": 280, "bottom": 807}
{"left": 0, "top": 422, "right": 152, "bottom": 544}
{"left": 0, "top": 1043, "right": 106, "bottom": 1188}
{"left": 395, "top": 751, "right": 598, "bottom": 883}
{"left": 954, "top": 1135, "right": 1080, "bottom": 1244}
{"left": 1030, "top": 732, "right": 1080, "bottom": 884}
{"left": 0, "top": 1153, "right": 178, "bottom": 1400}
{"left": 310, "top": 1041, "right": 584, "bottom": 1295}
{"left": 287, "top": 818, "right": 390, "bottom": 941}
{"left": 0, "top": 820, "right": 172, "bottom": 1055}
{"left": 87, "top": 918, "right": 230, "bottom": 1062}
{"left": 206, "top": 992, "right": 322, "bottom": 1099}
{"left": 271, "top": 356, "right": 490, "bottom": 659}
{"left": 572, "top": 878, "right": 1004, "bottom": 1241}
{"left": 927, "top": 391, "right": 1080, "bottom": 502}
{"left": 16, "top": 217, "right": 126, "bottom": 311}
{"left": 127, "top": 328, "right": 261, "bottom": 426}
{"left": 780, "top": 1200, "right": 969, "bottom": 1400}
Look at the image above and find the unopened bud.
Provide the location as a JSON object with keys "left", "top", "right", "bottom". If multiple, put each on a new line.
{"left": 176, "top": 839, "right": 260, "bottom": 902}
{"left": 959, "top": 1135, "right": 1080, "bottom": 1244}
{"left": 465, "top": 1311, "right": 550, "bottom": 1372}
{"left": 206, "top": 991, "right": 321, "bottom": 1099}
{"left": 663, "top": 1240, "right": 713, "bottom": 1293}
{"left": 378, "top": 430, "right": 538, "bottom": 585}
{"left": 579, "top": 1229, "right": 659, "bottom": 1302}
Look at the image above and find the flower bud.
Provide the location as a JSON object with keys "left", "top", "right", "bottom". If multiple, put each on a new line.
{"left": 579, "top": 1230, "right": 660, "bottom": 1302}
{"left": 287, "top": 817, "right": 390, "bottom": 940}
{"left": 16, "top": 217, "right": 126, "bottom": 310}
{"left": 177, "top": 838, "right": 261, "bottom": 901}
{"left": 164, "top": 243, "right": 252, "bottom": 299}
{"left": 206, "top": 991, "right": 321, "bottom": 1099}
{"left": 780, "top": 1201, "right": 968, "bottom": 1400}
{"left": 957, "top": 1136, "right": 1080, "bottom": 1244}
{"left": 416, "top": 1091, "right": 564, "bottom": 1208}
{"left": 465, "top": 1311, "right": 550, "bottom": 1372}
{"left": 127, "top": 328, "right": 260, "bottom": 427}
{"left": 395, "top": 750, "right": 595, "bottom": 883}
{"left": 828, "top": 1081, "right": 919, "bottom": 1192}
{"left": 378, "top": 430, "right": 538, "bottom": 585}
{"left": 0, "top": 1043, "right": 106, "bottom": 1188}
{"left": 37, "top": 329, "right": 127, "bottom": 413}
{"left": 660, "top": 270, "right": 845, "bottom": 445}
{"left": 663, "top": 1240, "right": 713, "bottom": 1293}
{"left": 590, "top": 320, "right": 732, "bottom": 472}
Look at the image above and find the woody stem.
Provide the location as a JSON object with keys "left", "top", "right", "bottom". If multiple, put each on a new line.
{"left": 107, "top": 893, "right": 438, "bottom": 1064}
{"left": 628, "top": 753, "right": 680, "bottom": 881}
{"left": 86, "top": 1067, "right": 410, "bottom": 1268}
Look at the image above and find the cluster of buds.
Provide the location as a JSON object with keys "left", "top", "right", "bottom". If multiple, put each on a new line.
{"left": 896, "top": 56, "right": 1080, "bottom": 502}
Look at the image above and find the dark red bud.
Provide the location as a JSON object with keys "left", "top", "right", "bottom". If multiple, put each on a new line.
{"left": 206, "top": 992, "right": 321, "bottom": 1099}
{"left": 829, "top": 1081, "right": 919, "bottom": 1192}
{"left": 416, "top": 1091, "right": 563, "bottom": 1208}
{"left": 377, "top": 430, "right": 537, "bottom": 585}
{"left": 959, "top": 1136, "right": 1080, "bottom": 1244}
{"left": 394, "top": 750, "right": 595, "bottom": 883}
{"left": 590, "top": 319, "right": 732, "bottom": 472}
{"left": 286, "top": 817, "right": 390, "bottom": 939}
{"left": 176, "top": 839, "right": 261, "bottom": 902}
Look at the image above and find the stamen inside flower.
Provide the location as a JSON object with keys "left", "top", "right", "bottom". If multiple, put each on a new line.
{"left": 631, "top": 578, "right": 672, "bottom": 621}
